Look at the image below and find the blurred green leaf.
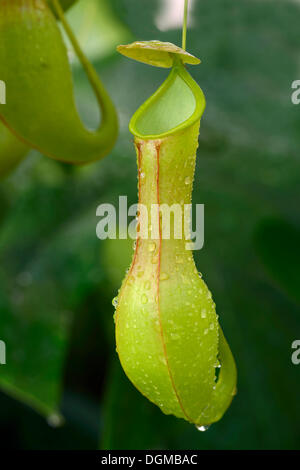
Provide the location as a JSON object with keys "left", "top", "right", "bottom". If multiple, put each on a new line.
{"left": 62, "top": 0, "right": 132, "bottom": 64}
{"left": 254, "top": 218, "right": 300, "bottom": 304}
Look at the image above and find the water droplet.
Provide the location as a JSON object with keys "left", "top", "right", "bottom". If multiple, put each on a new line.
{"left": 185, "top": 176, "right": 191, "bottom": 185}
{"left": 141, "top": 294, "right": 148, "bottom": 304}
{"left": 171, "top": 333, "right": 180, "bottom": 340}
{"left": 47, "top": 414, "right": 64, "bottom": 428}
{"left": 201, "top": 309, "right": 207, "bottom": 319}
{"left": 140, "top": 171, "right": 145, "bottom": 179}
{"left": 160, "top": 273, "right": 169, "bottom": 281}
{"left": 144, "top": 280, "right": 151, "bottom": 290}
{"left": 196, "top": 425, "right": 210, "bottom": 432}
{"left": 210, "top": 323, "right": 215, "bottom": 330}
{"left": 112, "top": 296, "right": 118, "bottom": 308}
{"left": 148, "top": 242, "right": 156, "bottom": 252}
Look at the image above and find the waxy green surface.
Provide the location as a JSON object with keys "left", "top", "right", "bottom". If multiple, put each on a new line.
{"left": 0, "top": 122, "right": 28, "bottom": 178}
{"left": 115, "top": 47, "right": 237, "bottom": 426}
{"left": 0, "top": 0, "right": 118, "bottom": 164}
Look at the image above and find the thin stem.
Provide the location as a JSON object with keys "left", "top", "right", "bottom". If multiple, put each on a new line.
{"left": 51, "top": 0, "right": 116, "bottom": 127}
{"left": 182, "top": 0, "right": 189, "bottom": 50}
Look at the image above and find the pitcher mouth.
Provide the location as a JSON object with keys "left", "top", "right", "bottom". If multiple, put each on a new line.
{"left": 130, "top": 59, "right": 206, "bottom": 140}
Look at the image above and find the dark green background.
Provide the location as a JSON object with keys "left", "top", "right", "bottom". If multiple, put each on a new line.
{"left": 0, "top": 0, "right": 299, "bottom": 449}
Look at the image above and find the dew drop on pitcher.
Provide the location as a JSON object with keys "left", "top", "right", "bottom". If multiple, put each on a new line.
{"left": 196, "top": 425, "right": 210, "bottom": 432}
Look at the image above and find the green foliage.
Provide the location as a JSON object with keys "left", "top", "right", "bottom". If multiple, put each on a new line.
{"left": 254, "top": 218, "right": 300, "bottom": 305}
{"left": 0, "top": 0, "right": 300, "bottom": 450}
{"left": 0, "top": 0, "right": 118, "bottom": 164}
